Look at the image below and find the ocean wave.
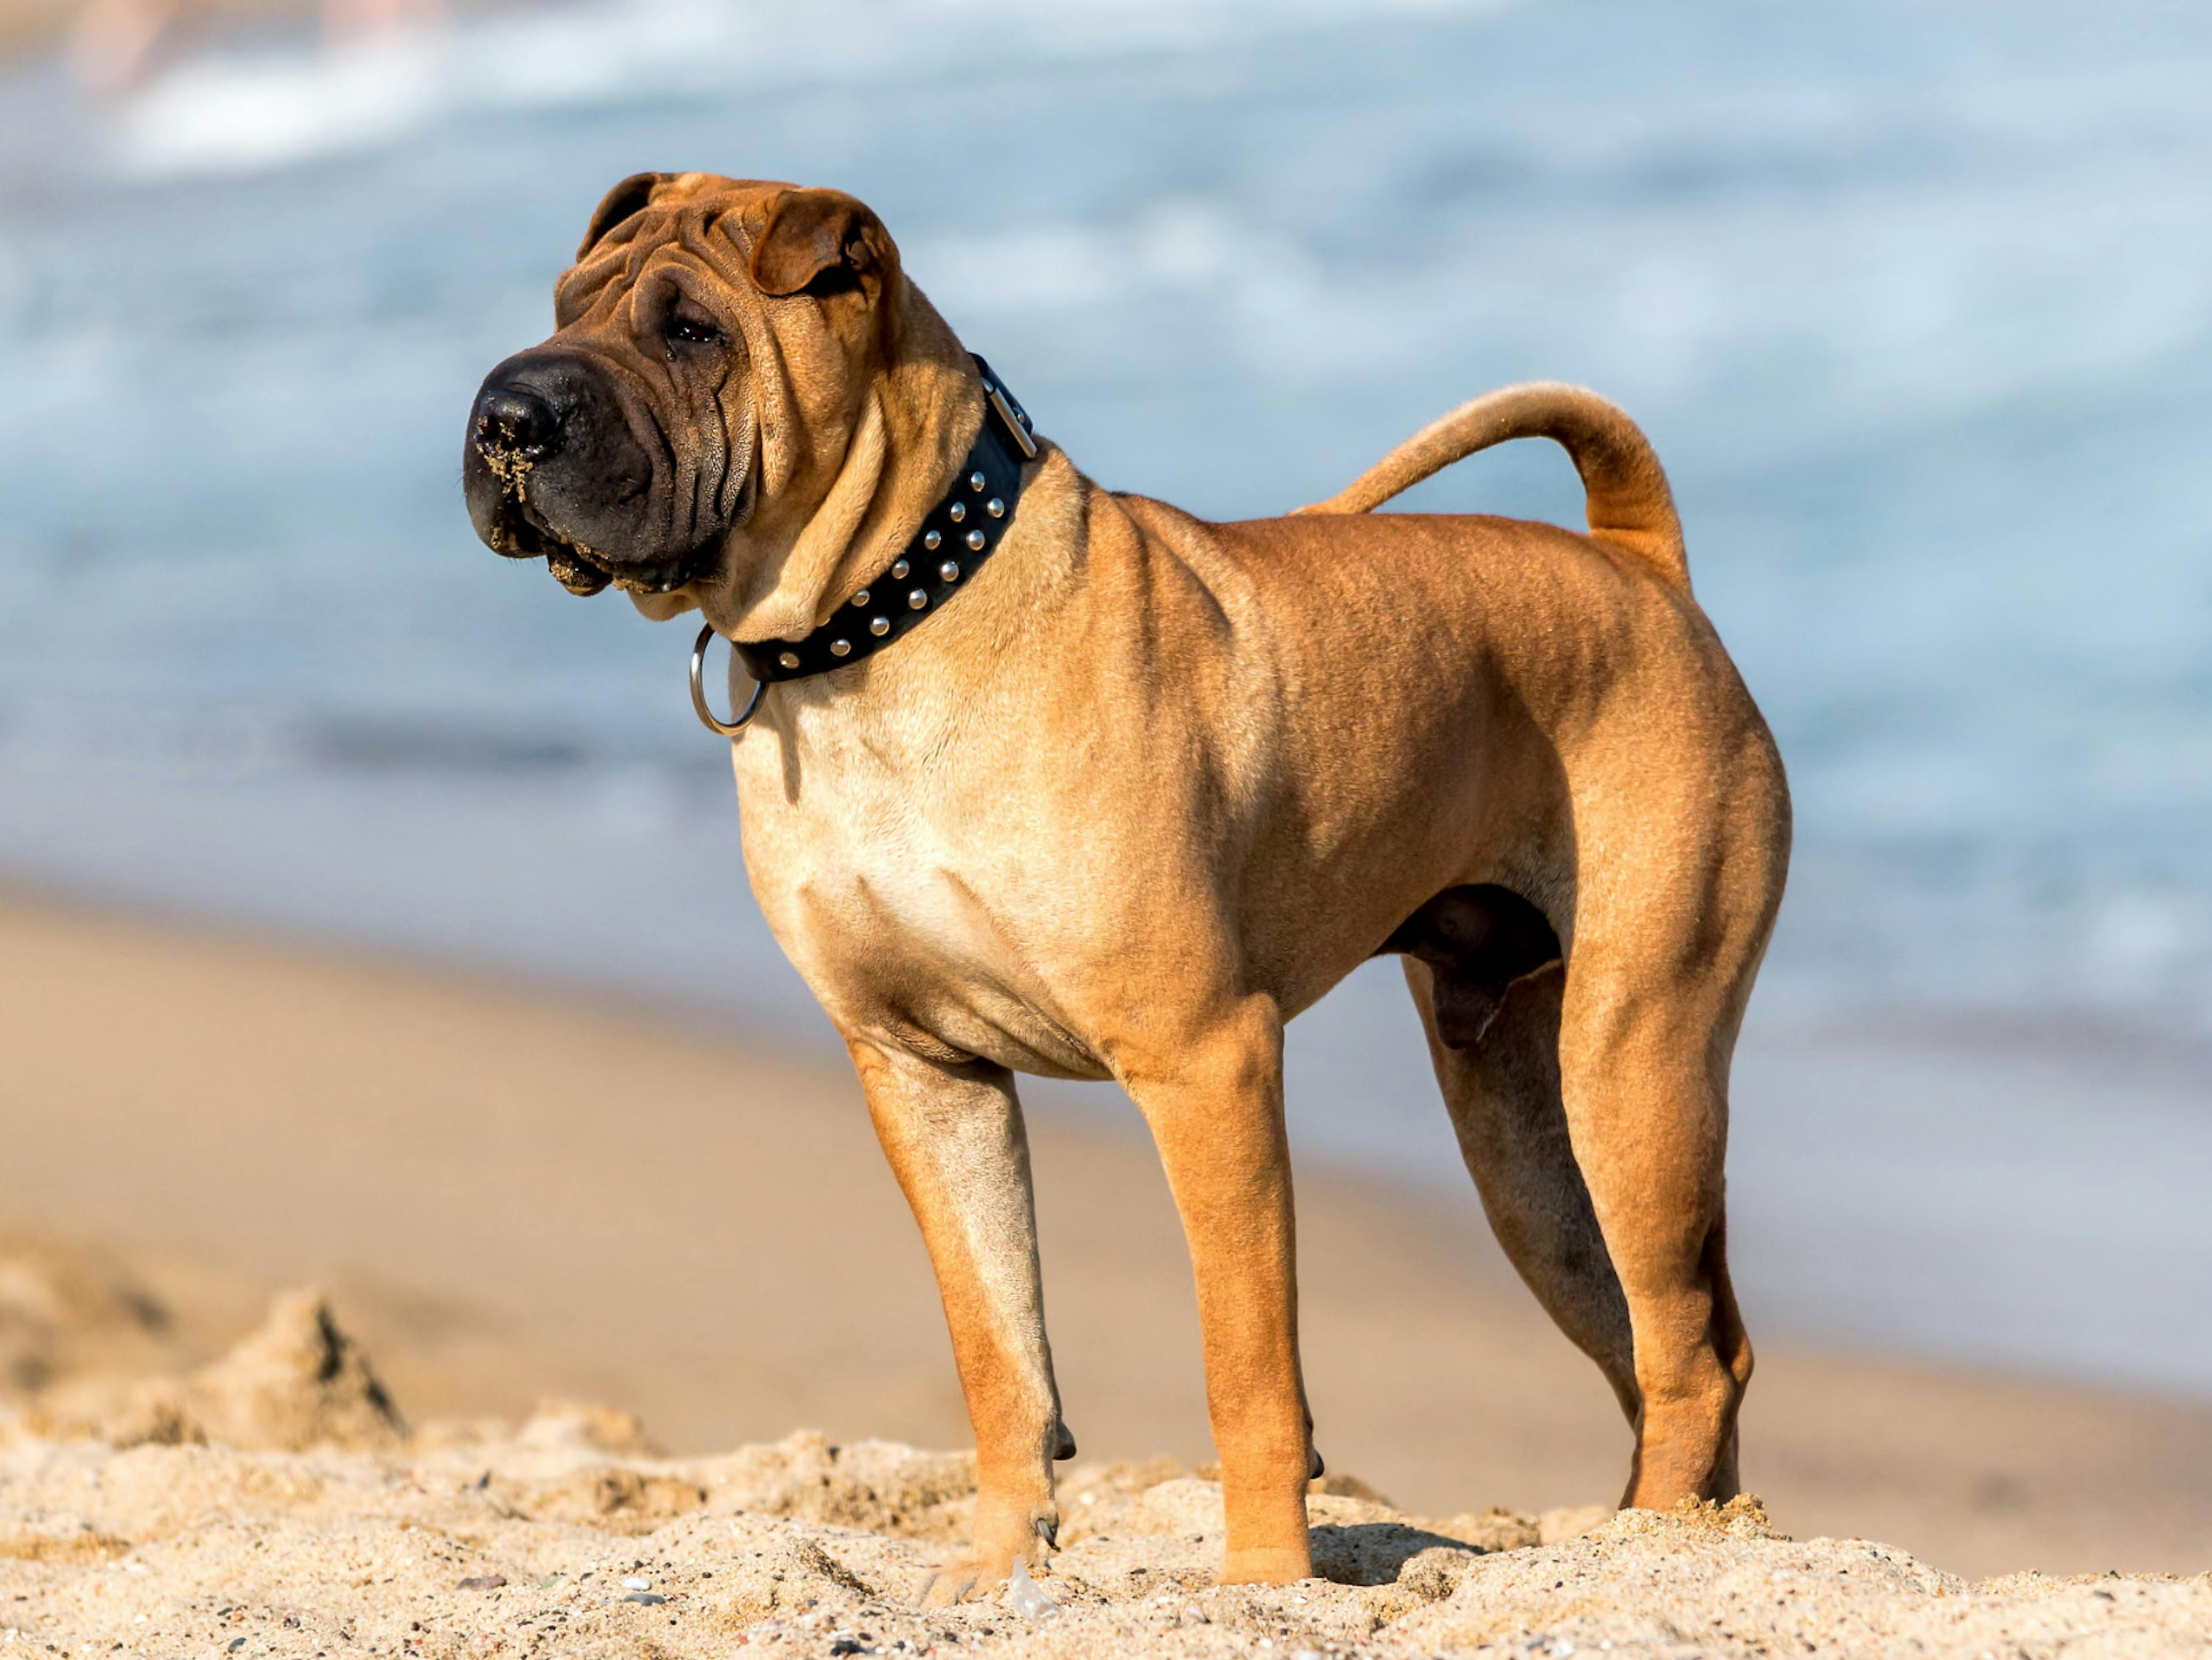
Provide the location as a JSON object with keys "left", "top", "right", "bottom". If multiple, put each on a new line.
{"left": 108, "top": 0, "right": 1535, "bottom": 177}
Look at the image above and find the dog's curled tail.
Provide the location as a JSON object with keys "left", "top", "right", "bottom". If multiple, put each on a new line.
{"left": 1296, "top": 381, "right": 1688, "bottom": 589}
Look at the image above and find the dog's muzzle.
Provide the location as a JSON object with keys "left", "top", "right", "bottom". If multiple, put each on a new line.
{"left": 463, "top": 348, "right": 703, "bottom": 597}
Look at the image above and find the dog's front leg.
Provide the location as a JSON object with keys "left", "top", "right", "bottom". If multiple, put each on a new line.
{"left": 849, "top": 1039, "right": 1066, "bottom": 1605}
{"left": 1119, "top": 996, "right": 1315, "bottom": 1587}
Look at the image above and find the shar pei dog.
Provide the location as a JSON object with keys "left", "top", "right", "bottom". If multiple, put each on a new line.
{"left": 463, "top": 173, "right": 1790, "bottom": 1600}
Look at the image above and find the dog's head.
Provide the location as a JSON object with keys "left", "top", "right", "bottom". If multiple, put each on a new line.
{"left": 464, "top": 174, "right": 975, "bottom": 636}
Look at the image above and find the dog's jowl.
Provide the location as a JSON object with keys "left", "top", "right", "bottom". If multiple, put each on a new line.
{"left": 465, "top": 173, "right": 1790, "bottom": 1600}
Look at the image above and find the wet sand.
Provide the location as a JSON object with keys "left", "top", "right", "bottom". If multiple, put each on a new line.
{"left": 3, "top": 889, "right": 2210, "bottom": 1582}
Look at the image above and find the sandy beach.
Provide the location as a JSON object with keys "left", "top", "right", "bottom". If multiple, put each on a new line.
{"left": 5, "top": 1328, "right": 2211, "bottom": 1660}
{"left": 3, "top": 888, "right": 2210, "bottom": 1601}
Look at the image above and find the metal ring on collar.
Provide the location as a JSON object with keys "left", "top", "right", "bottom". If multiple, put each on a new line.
{"left": 691, "top": 622, "right": 766, "bottom": 737}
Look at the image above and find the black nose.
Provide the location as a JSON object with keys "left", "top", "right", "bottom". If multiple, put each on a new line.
{"left": 473, "top": 385, "right": 559, "bottom": 457}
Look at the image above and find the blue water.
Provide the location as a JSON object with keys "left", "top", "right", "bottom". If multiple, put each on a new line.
{"left": 2, "top": 0, "right": 2209, "bottom": 1393}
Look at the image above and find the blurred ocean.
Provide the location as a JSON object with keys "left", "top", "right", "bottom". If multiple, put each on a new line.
{"left": 1, "top": 0, "right": 2208, "bottom": 1393}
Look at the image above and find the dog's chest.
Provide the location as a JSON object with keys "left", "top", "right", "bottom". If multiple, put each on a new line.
{"left": 730, "top": 733, "right": 1105, "bottom": 1074}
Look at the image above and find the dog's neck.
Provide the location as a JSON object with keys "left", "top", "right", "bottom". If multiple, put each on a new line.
{"left": 733, "top": 444, "right": 1095, "bottom": 783}
{"left": 689, "top": 283, "right": 987, "bottom": 646}
{"left": 725, "top": 357, "right": 1037, "bottom": 687}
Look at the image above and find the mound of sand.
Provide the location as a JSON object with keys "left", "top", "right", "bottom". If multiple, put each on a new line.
{"left": 1, "top": 1234, "right": 399, "bottom": 1457}
{"left": 0, "top": 1232, "right": 188, "bottom": 1399}
{"left": 3, "top": 1291, "right": 2206, "bottom": 1659}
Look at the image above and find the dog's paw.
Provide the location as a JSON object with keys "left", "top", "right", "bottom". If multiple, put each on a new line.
{"left": 918, "top": 1549, "right": 1033, "bottom": 1609}
{"left": 918, "top": 1512, "right": 1058, "bottom": 1608}
{"left": 1215, "top": 1544, "right": 1313, "bottom": 1587}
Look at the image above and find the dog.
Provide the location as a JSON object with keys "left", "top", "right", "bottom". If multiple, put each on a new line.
{"left": 463, "top": 174, "right": 1790, "bottom": 1600}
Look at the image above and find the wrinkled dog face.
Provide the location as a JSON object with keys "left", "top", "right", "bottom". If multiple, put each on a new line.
{"left": 464, "top": 173, "right": 896, "bottom": 603}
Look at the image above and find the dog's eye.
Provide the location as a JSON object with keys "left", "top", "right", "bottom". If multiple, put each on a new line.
{"left": 664, "top": 305, "right": 726, "bottom": 350}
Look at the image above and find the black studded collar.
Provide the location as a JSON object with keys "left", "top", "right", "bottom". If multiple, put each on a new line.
{"left": 732, "top": 356, "right": 1037, "bottom": 686}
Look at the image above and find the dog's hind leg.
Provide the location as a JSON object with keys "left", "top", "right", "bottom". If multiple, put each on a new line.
{"left": 1396, "top": 857, "right": 1767, "bottom": 1507}
{"left": 1540, "top": 758, "right": 1782, "bottom": 1509}
{"left": 848, "top": 1039, "right": 1070, "bottom": 1605}
{"left": 1401, "top": 953, "right": 1640, "bottom": 1424}
{"left": 1547, "top": 933, "right": 1757, "bottom": 1510}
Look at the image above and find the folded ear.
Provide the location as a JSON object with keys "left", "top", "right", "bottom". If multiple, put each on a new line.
{"left": 748, "top": 187, "right": 895, "bottom": 298}
{"left": 577, "top": 172, "right": 672, "bottom": 260}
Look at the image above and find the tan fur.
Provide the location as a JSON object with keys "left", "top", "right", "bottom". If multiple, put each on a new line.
{"left": 533, "top": 177, "right": 1790, "bottom": 1599}
{"left": 1296, "top": 379, "right": 1690, "bottom": 587}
